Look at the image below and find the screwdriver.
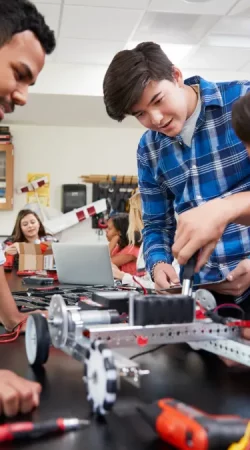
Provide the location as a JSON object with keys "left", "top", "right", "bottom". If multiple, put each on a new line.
{"left": 0, "top": 418, "right": 90, "bottom": 442}
{"left": 181, "top": 251, "right": 199, "bottom": 297}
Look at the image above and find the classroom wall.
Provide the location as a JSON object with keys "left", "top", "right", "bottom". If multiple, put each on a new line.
{"left": 0, "top": 125, "right": 143, "bottom": 241}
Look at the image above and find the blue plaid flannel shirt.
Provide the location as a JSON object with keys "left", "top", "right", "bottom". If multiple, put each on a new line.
{"left": 137, "top": 76, "right": 250, "bottom": 303}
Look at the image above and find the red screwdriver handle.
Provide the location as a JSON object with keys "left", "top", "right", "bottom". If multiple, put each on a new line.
{"left": 0, "top": 422, "right": 33, "bottom": 442}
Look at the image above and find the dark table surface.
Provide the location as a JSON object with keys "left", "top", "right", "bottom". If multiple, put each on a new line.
{"left": 1, "top": 273, "right": 250, "bottom": 450}
{"left": 5, "top": 271, "right": 69, "bottom": 293}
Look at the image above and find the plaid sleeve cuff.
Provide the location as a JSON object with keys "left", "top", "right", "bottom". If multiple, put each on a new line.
{"left": 146, "top": 252, "right": 173, "bottom": 274}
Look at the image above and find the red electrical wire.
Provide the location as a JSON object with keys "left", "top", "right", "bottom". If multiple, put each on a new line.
{"left": 132, "top": 276, "right": 148, "bottom": 295}
{"left": 213, "top": 303, "right": 244, "bottom": 316}
{"left": 0, "top": 319, "right": 27, "bottom": 344}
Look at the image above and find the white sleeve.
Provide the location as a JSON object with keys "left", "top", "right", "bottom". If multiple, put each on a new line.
{"left": 122, "top": 272, "right": 155, "bottom": 290}
{"left": 136, "top": 244, "right": 145, "bottom": 272}
{"left": 122, "top": 273, "right": 134, "bottom": 285}
{"left": 0, "top": 245, "right": 6, "bottom": 265}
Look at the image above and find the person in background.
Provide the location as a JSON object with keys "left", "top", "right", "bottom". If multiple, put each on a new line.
{"left": 230, "top": 93, "right": 250, "bottom": 342}
{"left": 0, "top": 0, "right": 55, "bottom": 415}
{"left": 127, "top": 188, "right": 145, "bottom": 273}
{"left": 232, "top": 91, "right": 250, "bottom": 156}
{"left": 203, "top": 93, "right": 250, "bottom": 365}
{"left": 106, "top": 213, "right": 141, "bottom": 276}
{"left": 113, "top": 190, "right": 179, "bottom": 289}
{"left": 112, "top": 190, "right": 152, "bottom": 287}
{"left": 4, "top": 209, "right": 58, "bottom": 267}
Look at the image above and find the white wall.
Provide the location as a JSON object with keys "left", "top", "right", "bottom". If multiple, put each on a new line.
{"left": 0, "top": 125, "right": 143, "bottom": 241}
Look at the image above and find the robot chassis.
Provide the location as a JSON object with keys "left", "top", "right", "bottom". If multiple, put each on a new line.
{"left": 25, "top": 289, "right": 250, "bottom": 416}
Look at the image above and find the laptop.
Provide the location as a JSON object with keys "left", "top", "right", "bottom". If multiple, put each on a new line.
{"left": 52, "top": 243, "right": 114, "bottom": 286}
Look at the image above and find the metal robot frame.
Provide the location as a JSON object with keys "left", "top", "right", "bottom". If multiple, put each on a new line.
{"left": 25, "top": 290, "right": 250, "bottom": 415}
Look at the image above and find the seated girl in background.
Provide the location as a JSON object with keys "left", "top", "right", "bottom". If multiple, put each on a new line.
{"left": 112, "top": 190, "right": 153, "bottom": 288}
{"left": 106, "top": 212, "right": 141, "bottom": 276}
{"left": 112, "top": 190, "right": 179, "bottom": 289}
{"left": 3, "top": 209, "right": 58, "bottom": 265}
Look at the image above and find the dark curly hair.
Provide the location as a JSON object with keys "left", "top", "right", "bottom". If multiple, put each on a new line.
{"left": 111, "top": 213, "right": 141, "bottom": 250}
{"left": 0, "top": 0, "right": 56, "bottom": 54}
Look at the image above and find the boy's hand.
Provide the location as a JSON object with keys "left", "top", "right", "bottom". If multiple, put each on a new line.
{"left": 208, "top": 260, "right": 250, "bottom": 297}
{"left": 153, "top": 262, "right": 180, "bottom": 290}
{"left": 219, "top": 327, "right": 250, "bottom": 368}
{"left": 172, "top": 198, "right": 231, "bottom": 271}
{"left": 242, "top": 328, "right": 250, "bottom": 340}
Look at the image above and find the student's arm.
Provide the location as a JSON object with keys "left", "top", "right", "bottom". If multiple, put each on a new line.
{"left": 224, "top": 191, "right": 250, "bottom": 226}
{"left": 112, "top": 264, "right": 125, "bottom": 280}
{"left": 109, "top": 235, "right": 119, "bottom": 254}
{"left": 172, "top": 192, "right": 250, "bottom": 271}
{"left": 137, "top": 143, "right": 180, "bottom": 289}
{"left": 0, "top": 244, "right": 25, "bottom": 330}
{"left": 0, "top": 265, "right": 26, "bottom": 331}
{"left": 111, "top": 253, "right": 136, "bottom": 267}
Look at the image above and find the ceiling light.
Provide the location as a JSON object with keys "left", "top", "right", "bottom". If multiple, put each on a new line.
{"left": 183, "top": 0, "right": 212, "bottom": 3}
{"left": 206, "top": 35, "right": 250, "bottom": 48}
{"left": 125, "top": 42, "right": 193, "bottom": 64}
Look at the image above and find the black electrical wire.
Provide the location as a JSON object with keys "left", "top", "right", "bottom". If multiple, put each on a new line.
{"left": 130, "top": 344, "right": 167, "bottom": 360}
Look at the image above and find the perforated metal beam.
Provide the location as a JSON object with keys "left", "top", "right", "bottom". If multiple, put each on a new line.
{"left": 87, "top": 321, "right": 240, "bottom": 348}
{"left": 189, "top": 337, "right": 250, "bottom": 366}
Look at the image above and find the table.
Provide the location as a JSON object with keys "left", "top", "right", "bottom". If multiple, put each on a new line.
{"left": 5, "top": 271, "right": 78, "bottom": 295}
{"left": 5, "top": 271, "right": 60, "bottom": 293}
{"left": 2, "top": 273, "right": 250, "bottom": 450}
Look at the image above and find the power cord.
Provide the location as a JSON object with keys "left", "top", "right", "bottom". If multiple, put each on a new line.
{"left": 0, "top": 318, "right": 27, "bottom": 343}
{"left": 200, "top": 302, "right": 246, "bottom": 326}
{"left": 132, "top": 276, "right": 148, "bottom": 295}
{"left": 213, "top": 303, "right": 244, "bottom": 317}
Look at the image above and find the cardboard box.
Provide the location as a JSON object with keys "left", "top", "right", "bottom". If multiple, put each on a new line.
{"left": 18, "top": 243, "right": 54, "bottom": 271}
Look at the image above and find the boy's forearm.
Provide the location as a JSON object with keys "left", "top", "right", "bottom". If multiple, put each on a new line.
{"left": 0, "top": 267, "right": 23, "bottom": 330}
{"left": 223, "top": 192, "right": 250, "bottom": 226}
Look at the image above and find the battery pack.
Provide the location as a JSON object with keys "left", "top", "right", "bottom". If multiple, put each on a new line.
{"left": 133, "top": 294, "right": 195, "bottom": 326}
{"left": 92, "top": 291, "right": 130, "bottom": 314}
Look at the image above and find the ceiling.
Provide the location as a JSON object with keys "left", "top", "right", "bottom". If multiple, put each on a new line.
{"left": 4, "top": 0, "right": 250, "bottom": 127}
{"left": 33, "top": 0, "right": 250, "bottom": 70}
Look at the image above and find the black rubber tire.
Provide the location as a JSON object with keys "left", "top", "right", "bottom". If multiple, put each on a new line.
{"left": 25, "top": 314, "right": 50, "bottom": 366}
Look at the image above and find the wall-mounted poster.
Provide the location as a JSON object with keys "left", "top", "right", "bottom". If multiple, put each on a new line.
{"left": 26, "top": 173, "right": 50, "bottom": 207}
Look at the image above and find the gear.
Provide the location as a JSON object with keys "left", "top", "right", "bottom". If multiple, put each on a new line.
{"left": 83, "top": 340, "right": 117, "bottom": 415}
